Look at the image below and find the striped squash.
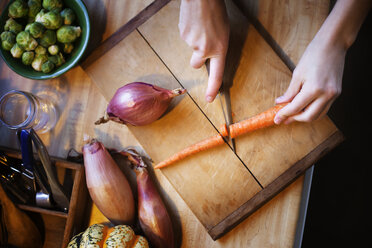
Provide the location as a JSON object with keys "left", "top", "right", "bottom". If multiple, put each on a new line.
{"left": 67, "top": 224, "right": 149, "bottom": 248}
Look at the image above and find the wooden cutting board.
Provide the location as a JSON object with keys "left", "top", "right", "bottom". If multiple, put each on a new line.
{"left": 83, "top": 0, "right": 343, "bottom": 239}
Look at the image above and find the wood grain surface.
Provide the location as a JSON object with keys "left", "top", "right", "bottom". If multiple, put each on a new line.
{"left": 234, "top": 0, "right": 330, "bottom": 65}
{"left": 81, "top": 0, "right": 154, "bottom": 57}
{"left": 82, "top": 0, "right": 170, "bottom": 68}
{"left": 84, "top": 0, "right": 341, "bottom": 239}
{"left": 0, "top": 0, "right": 335, "bottom": 247}
{"left": 84, "top": 0, "right": 333, "bottom": 246}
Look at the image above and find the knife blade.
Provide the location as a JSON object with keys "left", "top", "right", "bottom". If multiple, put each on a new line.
{"left": 218, "top": 89, "right": 236, "bottom": 153}
{"left": 29, "top": 129, "right": 70, "bottom": 211}
{"left": 205, "top": 60, "right": 236, "bottom": 153}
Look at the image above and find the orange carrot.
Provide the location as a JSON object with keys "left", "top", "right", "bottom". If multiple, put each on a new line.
{"left": 220, "top": 102, "right": 288, "bottom": 138}
{"left": 154, "top": 103, "right": 288, "bottom": 169}
{"left": 154, "top": 134, "right": 224, "bottom": 169}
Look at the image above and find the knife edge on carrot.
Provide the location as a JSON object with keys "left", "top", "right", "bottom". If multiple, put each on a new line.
{"left": 154, "top": 103, "right": 288, "bottom": 169}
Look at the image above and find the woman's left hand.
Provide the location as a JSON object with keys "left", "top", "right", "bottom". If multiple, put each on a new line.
{"left": 274, "top": 35, "right": 345, "bottom": 124}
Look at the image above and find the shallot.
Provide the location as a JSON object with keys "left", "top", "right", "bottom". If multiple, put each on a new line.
{"left": 95, "top": 82, "right": 186, "bottom": 126}
{"left": 122, "top": 149, "right": 174, "bottom": 248}
{"left": 82, "top": 137, "right": 135, "bottom": 225}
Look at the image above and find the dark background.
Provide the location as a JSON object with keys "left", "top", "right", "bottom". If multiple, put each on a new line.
{"left": 302, "top": 8, "right": 372, "bottom": 248}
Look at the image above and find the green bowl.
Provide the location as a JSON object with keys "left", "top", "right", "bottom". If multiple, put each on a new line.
{"left": 0, "top": 0, "right": 90, "bottom": 79}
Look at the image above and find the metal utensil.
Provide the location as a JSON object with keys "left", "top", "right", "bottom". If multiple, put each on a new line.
{"left": 218, "top": 90, "right": 236, "bottom": 152}
{"left": 29, "top": 129, "right": 70, "bottom": 212}
{"left": 205, "top": 60, "right": 237, "bottom": 153}
{"left": 17, "top": 130, "right": 53, "bottom": 208}
{"left": 0, "top": 152, "right": 34, "bottom": 204}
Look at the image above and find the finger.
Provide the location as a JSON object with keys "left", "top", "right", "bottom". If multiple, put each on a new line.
{"left": 190, "top": 52, "right": 207, "bottom": 69}
{"left": 285, "top": 97, "right": 330, "bottom": 124}
{"left": 205, "top": 56, "right": 225, "bottom": 102}
{"left": 276, "top": 70, "right": 303, "bottom": 104}
{"left": 274, "top": 89, "right": 315, "bottom": 124}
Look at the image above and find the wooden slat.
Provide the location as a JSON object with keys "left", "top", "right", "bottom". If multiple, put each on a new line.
{"left": 16, "top": 204, "right": 68, "bottom": 218}
{"left": 81, "top": 0, "right": 154, "bottom": 57}
{"left": 81, "top": 0, "right": 170, "bottom": 68}
{"left": 82, "top": 0, "right": 154, "bottom": 42}
{"left": 234, "top": 0, "right": 330, "bottom": 65}
{"left": 62, "top": 166, "right": 86, "bottom": 247}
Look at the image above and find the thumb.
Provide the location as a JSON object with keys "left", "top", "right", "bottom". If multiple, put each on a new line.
{"left": 205, "top": 56, "right": 225, "bottom": 102}
{"left": 276, "top": 71, "right": 303, "bottom": 104}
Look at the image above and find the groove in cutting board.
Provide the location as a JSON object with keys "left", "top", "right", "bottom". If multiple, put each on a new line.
{"left": 137, "top": 28, "right": 264, "bottom": 189}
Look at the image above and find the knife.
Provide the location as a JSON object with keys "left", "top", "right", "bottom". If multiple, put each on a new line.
{"left": 29, "top": 129, "right": 70, "bottom": 211}
{"left": 17, "top": 129, "right": 50, "bottom": 194}
{"left": 205, "top": 60, "right": 236, "bottom": 153}
{"left": 218, "top": 89, "right": 236, "bottom": 153}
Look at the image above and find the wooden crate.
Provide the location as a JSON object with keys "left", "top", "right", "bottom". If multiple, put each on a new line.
{"left": 0, "top": 147, "right": 88, "bottom": 248}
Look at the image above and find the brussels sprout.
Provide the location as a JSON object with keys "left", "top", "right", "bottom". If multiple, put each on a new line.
{"left": 48, "top": 44, "right": 59, "bottom": 55}
{"left": 4, "top": 18, "right": 23, "bottom": 34}
{"left": 28, "top": 0, "right": 42, "bottom": 20}
{"left": 1, "top": 31, "right": 16, "bottom": 51}
{"left": 38, "top": 10, "right": 62, "bottom": 29}
{"left": 48, "top": 52, "right": 64, "bottom": 67}
{"left": 10, "top": 43, "right": 24, "bottom": 58}
{"left": 60, "top": 8, "right": 75, "bottom": 25}
{"left": 25, "top": 22, "right": 44, "bottom": 38}
{"left": 41, "top": 60, "right": 55, "bottom": 73}
{"left": 31, "top": 54, "right": 48, "bottom": 71}
{"left": 2, "top": 40, "right": 13, "bottom": 51}
{"left": 35, "top": 45, "right": 47, "bottom": 54}
{"left": 38, "top": 29, "right": 56, "bottom": 47}
{"left": 42, "top": 0, "right": 63, "bottom": 12}
{"left": 8, "top": 0, "right": 29, "bottom": 18}
{"left": 1, "top": 31, "right": 15, "bottom": 41}
{"left": 63, "top": 43, "right": 73, "bottom": 54}
{"left": 56, "top": 25, "right": 81, "bottom": 43}
{"left": 16, "top": 31, "right": 38, "bottom": 51}
{"left": 22, "top": 51, "right": 35, "bottom": 65}
{"left": 35, "top": 9, "right": 47, "bottom": 23}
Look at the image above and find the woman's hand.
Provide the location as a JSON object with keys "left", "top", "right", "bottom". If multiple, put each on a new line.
{"left": 274, "top": 36, "right": 345, "bottom": 125}
{"left": 178, "top": 0, "right": 229, "bottom": 102}
{"left": 274, "top": 0, "right": 372, "bottom": 124}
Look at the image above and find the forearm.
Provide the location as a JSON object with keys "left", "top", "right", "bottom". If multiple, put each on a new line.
{"left": 316, "top": 0, "right": 372, "bottom": 50}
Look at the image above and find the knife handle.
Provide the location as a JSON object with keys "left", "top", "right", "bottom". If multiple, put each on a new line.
{"left": 18, "top": 130, "right": 34, "bottom": 172}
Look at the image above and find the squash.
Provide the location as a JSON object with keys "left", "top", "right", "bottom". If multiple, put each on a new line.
{"left": 67, "top": 223, "right": 149, "bottom": 248}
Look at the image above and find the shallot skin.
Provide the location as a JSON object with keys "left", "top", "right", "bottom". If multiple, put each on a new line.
{"left": 83, "top": 139, "right": 135, "bottom": 225}
{"left": 136, "top": 167, "right": 174, "bottom": 248}
{"left": 104, "top": 82, "right": 186, "bottom": 126}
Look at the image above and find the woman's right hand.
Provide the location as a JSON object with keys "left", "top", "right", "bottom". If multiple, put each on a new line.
{"left": 178, "top": 0, "right": 230, "bottom": 102}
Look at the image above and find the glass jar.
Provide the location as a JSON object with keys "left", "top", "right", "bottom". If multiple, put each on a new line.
{"left": 0, "top": 90, "right": 57, "bottom": 133}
